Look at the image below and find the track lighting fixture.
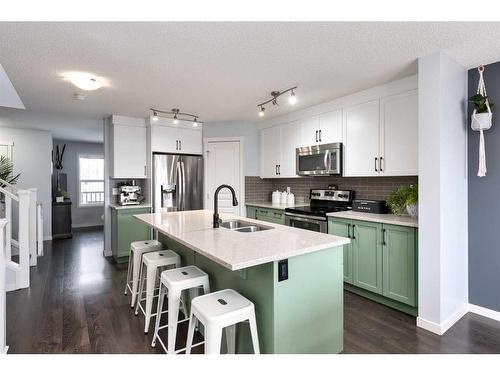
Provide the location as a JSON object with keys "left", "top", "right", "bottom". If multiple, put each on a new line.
{"left": 257, "top": 86, "right": 298, "bottom": 116}
{"left": 150, "top": 108, "right": 202, "bottom": 127}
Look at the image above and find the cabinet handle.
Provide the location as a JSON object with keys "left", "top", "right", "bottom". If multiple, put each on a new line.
{"left": 315, "top": 130, "right": 318, "bottom": 142}
{"left": 176, "top": 140, "right": 178, "bottom": 150}
{"left": 347, "top": 224, "right": 351, "bottom": 239}
{"left": 179, "top": 140, "right": 182, "bottom": 150}
{"left": 278, "top": 164, "right": 281, "bottom": 175}
{"left": 144, "top": 165, "right": 147, "bottom": 176}
{"left": 352, "top": 224, "right": 356, "bottom": 240}
{"left": 382, "top": 228, "right": 386, "bottom": 245}
{"left": 374, "top": 157, "right": 378, "bottom": 172}
{"left": 275, "top": 165, "right": 278, "bottom": 175}
{"left": 379, "top": 157, "right": 383, "bottom": 172}
{"left": 319, "top": 129, "right": 322, "bottom": 142}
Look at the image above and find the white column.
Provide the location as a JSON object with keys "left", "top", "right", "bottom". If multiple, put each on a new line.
{"left": 28, "top": 188, "right": 37, "bottom": 267}
{"left": 417, "top": 51, "right": 469, "bottom": 334}
{"left": 17, "top": 190, "right": 30, "bottom": 289}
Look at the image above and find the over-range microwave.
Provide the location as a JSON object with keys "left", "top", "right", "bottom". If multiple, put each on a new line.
{"left": 296, "top": 142, "right": 342, "bottom": 176}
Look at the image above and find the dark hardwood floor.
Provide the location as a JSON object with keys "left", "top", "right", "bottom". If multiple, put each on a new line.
{"left": 6, "top": 227, "right": 500, "bottom": 354}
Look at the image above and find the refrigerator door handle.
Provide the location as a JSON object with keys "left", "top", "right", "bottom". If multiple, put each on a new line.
{"left": 176, "top": 161, "right": 182, "bottom": 211}
{"left": 180, "top": 161, "right": 186, "bottom": 211}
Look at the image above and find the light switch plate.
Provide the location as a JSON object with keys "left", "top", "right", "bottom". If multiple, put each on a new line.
{"left": 112, "top": 188, "right": 119, "bottom": 196}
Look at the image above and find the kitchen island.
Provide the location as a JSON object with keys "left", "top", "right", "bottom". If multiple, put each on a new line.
{"left": 134, "top": 209, "right": 350, "bottom": 354}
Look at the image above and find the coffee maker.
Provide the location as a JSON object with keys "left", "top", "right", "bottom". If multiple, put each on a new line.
{"left": 119, "top": 183, "right": 143, "bottom": 206}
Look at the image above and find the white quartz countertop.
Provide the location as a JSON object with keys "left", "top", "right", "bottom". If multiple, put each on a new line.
{"left": 109, "top": 203, "right": 151, "bottom": 210}
{"left": 327, "top": 210, "right": 418, "bottom": 228}
{"left": 245, "top": 201, "right": 308, "bottom": 210}
{"left": 134, "top": 209, "right": 350, "bottom": 271}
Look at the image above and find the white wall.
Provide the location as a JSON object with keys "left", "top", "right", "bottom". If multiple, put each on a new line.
{"left": 0, "top": 127, "right": 52, "bottom": 239}
{"left": 203, "top": 121, "right": 259, "bottom": 176}
{"left": 417, "top": 51, "right": 468, "bottom": 334}
{"left": 53, "top": 139, "right": 104, "bottom": 228}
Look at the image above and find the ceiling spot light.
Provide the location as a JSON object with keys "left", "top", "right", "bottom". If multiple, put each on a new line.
{"left": 257, "top": 86, "right": 298, "bottom": 115}
{"left": 63, "top": 72, "right": 104, "bottom": 91}
{"left": 149, "top": 108, "right": 202, "bottom": 126}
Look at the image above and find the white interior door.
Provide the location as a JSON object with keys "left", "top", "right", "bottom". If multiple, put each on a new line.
{"left": 206, "top": 140, "right": 241, "bottom": 215}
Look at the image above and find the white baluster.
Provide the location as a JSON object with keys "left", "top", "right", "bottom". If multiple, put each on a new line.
{"left": 17, "top": 190, "right": 30, "bottom": 289}
{"left": 28, "top": 188, "right": 37, "bottom": 267}
{"left": 4, "top": 195, "right": 12, "bottom": 261}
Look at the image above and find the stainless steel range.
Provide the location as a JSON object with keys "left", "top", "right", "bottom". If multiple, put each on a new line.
{"left": 285, "top": 189, "right": 354, "bottom": 233}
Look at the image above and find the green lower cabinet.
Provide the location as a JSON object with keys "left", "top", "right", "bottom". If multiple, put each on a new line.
{"left": 328, "top": 218, "right": 353, "bottom": 284}
{"left": 382, "top": 224, "right": 417, "bottom": 306}
{"left": 248, "top": 206, "right": 286, "bottom": 225}
{"left": 328, "top": 217, "right": 418, "bottom": 314}
{"left": 111, "top": 207, "right": 152, "bottom": 262}
{"left": 352, "top": 220, "right": 383, "bottom": 295}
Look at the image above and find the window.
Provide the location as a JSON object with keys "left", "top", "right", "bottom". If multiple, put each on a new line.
{"left": 78, "top": 154, "right": 104, "bottom": 207}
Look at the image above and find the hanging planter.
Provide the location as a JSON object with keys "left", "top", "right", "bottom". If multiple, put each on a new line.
{"left": 469, "top": 65, "right": 494, "bottom": 177}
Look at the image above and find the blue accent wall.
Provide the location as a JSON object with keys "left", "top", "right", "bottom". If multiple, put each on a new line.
{"left": 468, "top": 61, "right": 500, "bottom": 311}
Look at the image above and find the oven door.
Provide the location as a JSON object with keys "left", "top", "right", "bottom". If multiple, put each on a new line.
{"left": 296, "top": 143, "right": 342, "bottom": 176}
{"left": 285, "top": 213, "right": 327, "bottom": 233}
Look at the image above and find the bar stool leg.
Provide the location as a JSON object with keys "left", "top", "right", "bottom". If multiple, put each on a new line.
{"left": 152, "top": 283, "right": 166, "bottom": 348}
{"left": 130, "top": 251, "right": 142, "bottom": 307}
{"left": 205, "top": 325, "right": 223, "bottom": 354}
{"left": 248, "top": 316, "right": 260, "bottom": 354}
{"left": 225, "top": 324, "right": 236, "bottom": 354}
{"left": 144, "top": 266, "right": 157, "bottom": 333}
{"left": 124, "top": 253, "right": 133, "bottom": 295}
{"left": 167, "top": 289, "right": 182, "bottom": 353}
{"left": 134, "top": 262, "right": 146, "bottom": 316}
{"left": 185, "top": 313, "right": 198, "bottom": 354}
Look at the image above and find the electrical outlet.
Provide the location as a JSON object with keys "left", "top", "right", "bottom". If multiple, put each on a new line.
{"left": 112, "top": 188, "right": 119, "bottom": 196}
{"left": 278, "top": 259, "right": 288, "bottom": 282}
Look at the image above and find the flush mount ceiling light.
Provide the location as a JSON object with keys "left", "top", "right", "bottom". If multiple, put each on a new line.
{"left": 150, "top": 108, "right": 203, "bottom": 127}
{"left": 257, "top": 86, "right": 298, "bottom": 117}
{"left": 62, "top": 72, "right": 105, "bottom": 91}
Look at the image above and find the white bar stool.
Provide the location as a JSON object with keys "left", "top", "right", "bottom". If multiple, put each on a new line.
{"left": 186, "top": 289, "right": 260, "bottom": 355}
{"left": 124, "top": 240, "right": 163, "bottom": 308}
{"left": 135, "top": 249, "right": 182, "bottom": 333}
{"left": 152, "top": 265, "right": 210, "bottom": 354}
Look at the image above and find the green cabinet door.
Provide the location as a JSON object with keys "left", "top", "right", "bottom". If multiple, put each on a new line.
{"left": 382, "top": 224, "right": 417, "bottom": 306}
{"left": 247, "top": 206, "right": 257, "bottom": 219}
{"left": 328, "top": 218, "right": 353, "bottom": 284}
{"left": 352, "top": 220, "right": 383, "bottom": 295}
{"left": 112, "top": 208, "right": 151, "bottom": 261}
{"left": 255, "top": 208, "right": 285, "bottom": 225}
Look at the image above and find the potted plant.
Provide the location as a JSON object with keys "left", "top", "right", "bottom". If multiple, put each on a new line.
{"left": 0, "top": 155, "right": 21, "bottom": 217}
{"left": 386, "top": 184, "right": 418, "bottom": 217}
{"left": 469, "top": 93, "right": 494, "bottom": 131}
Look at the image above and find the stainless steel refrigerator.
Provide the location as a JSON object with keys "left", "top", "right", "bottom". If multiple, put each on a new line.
{"left": 153, "top": 153, "right": 203, "bottom": 213}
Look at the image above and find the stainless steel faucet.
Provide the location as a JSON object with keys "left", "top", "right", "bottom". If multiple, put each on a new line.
{"left": 213, "top": 184, "right": 238, "bottom": 228}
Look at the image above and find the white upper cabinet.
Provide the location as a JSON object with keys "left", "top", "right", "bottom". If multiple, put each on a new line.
{"left": 299, "top": 116, "right": 320, "bottom": 147}
{"left": 279, "top": 120, "right": 301, "bottom": 177}
{"left": 150, "top": 123, "right": 202, "bottom": 155}
{"left": 318, "top": 110, "right": 343, "bottom": 144}
{"left": 261, "top": 126, "right": 281, "bottom": 178}
{"left": 110, "top": 120, "right": 148, "bottom": 179}
{"left": 379, "top": 90, "right": 418, "bottom": 176}
{"left": 343, "top": 100, "right": 380, "bottom": 177}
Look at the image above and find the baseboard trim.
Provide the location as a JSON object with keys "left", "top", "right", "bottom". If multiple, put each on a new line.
{"left": 43, "top": 235, "right": 52, "bottom": 241}
{"left": 2, "top": 345, "right": 9, "bottom": 354}
{"left": 103, "top": 249, "right": 112, "bottom": 257}
{"left": 469, "top": 303, "right": 500, "bottom": 322}
{"left": 417, "top": 304, "right": 469, "bottom": 335}
{"left": 72, "top": 223, "right": 104, "bottom": 229}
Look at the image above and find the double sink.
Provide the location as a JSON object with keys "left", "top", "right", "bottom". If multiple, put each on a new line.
{"left": 220, "top": 219, "right": 273, "bottom": 233}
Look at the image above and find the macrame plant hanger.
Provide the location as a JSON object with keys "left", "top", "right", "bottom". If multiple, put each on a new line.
{"left": 471, "top": 65, "right": 492, "bottom": 177}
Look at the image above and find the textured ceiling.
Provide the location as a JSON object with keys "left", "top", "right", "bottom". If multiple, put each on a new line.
{"left": 1, "top": 22, "right": 500, "bottom": 135}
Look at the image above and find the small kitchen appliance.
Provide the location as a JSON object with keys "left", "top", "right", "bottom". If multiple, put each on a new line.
{"left": 285, "top": 189, "right": 354, "bottom": 233}
{"left": 119, "top": 185, "right": 143, "bottom": 206}
{"left": 352, "top": 199, "right": 388, "bottom": 214}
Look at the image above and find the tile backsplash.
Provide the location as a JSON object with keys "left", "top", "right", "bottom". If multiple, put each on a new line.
{"left": 245, "top": 175, "right": 418, "bottom": 203}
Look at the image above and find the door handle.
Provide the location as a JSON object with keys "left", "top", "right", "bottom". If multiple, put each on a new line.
{"left": 319, "top": 129, "right": 322, "bottom": 142}
{"left": 315, "top": 130, "right": 318, "bottom": 142}
{"left": 347, "top": 223, "right": 351, "bottom": 239}
{"left": 382, "top": 228, "right": 386, "bottom": 245}
{"left": 352, "top": 224, "right": 356, "bottom": 240}
{"left": 379, "top": 157, "right": 383, "bottom": 172}
{"left": 375, "top": 157, "right": 378, "bottom": 172}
